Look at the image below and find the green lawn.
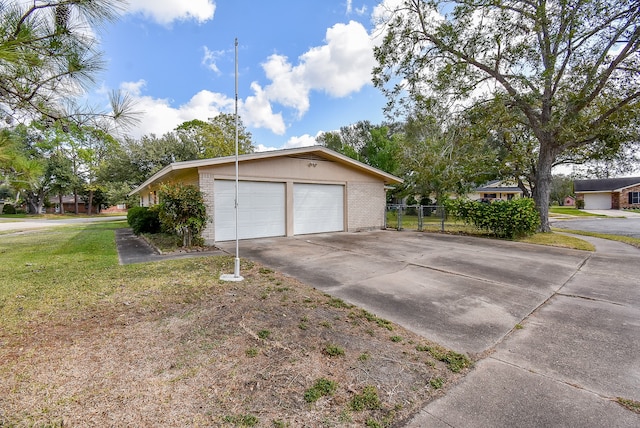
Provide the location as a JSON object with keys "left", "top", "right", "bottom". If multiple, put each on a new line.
{"left": 551, "top": 228, "right": 640, "bottom": 249}
{"left": 0, "top": 220, "right": 228, "bottom": 336}
{"left": 549, "top": 206, "right": 604, "bottom": 217}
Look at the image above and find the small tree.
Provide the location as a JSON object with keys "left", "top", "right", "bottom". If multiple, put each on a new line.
{"left": 158, "top": 183, "right": 208, "bottom": 247}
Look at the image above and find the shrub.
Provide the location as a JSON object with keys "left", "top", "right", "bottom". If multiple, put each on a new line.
{"left": 2, "top": 203, "right": 16, "bottom": 214}
{"left": 127, "top": 206, "right": 146, "bottom": 225}
{"left": 350, "top": 386, "right": 381, "bottom": 411}
{"left": 304, "top": 378, "right": 337, "bottom": 403}
{"left": 446, "top": 198, "right": 540, "bottom": 238}
{"left": 127, "top": 206, "right": 160, "bottom": 235}
{"left": 323, "top": 344, "right": 345, "bottom": 357}
{"left": 575, "top": 198, "right": 585, "bottom": 209}
{"left": 158, "top": 183, "right": 208, "bottom": 247}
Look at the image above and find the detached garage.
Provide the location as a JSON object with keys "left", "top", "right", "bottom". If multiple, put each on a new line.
{"left": 130, "top": 146, "right": 403, "bottom": 244}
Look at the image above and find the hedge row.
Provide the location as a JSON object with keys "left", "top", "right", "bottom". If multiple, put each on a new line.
{"left": 446, "top": 198, "right": 540, "bottom": 238}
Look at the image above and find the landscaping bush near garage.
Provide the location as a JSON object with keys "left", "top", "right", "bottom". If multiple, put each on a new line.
{"left": 128, "top": 184, "right": 208, "bottom": 248}
{"left": 126, "top": 206, "right": 161, "bottom": 234}
{"left": 446, "top": 198, "right": 540, "bottom": 238}
{"left": 157, "top": 183, "right": 208, "bottom": 247}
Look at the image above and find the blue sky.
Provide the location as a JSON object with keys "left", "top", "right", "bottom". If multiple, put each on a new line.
{"left": 95, "top": 0, "right": 395, "bottom": 151}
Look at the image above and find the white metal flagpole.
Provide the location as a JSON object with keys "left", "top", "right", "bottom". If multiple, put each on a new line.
{"left": 220, "top": 37, "right": 243, "bottom": 282}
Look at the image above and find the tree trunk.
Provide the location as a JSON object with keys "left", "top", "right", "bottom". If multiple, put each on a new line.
{"left": 26, "top": 191, "right": 44, "bottom": 214}
{"left": 74, "top": 190, "right": 79, "bottom": 214}
{"left": 26, "top": 197, "right": 38, "bottom": 214}
{"left": 532, "top": 144, "right": 556, "bottom": 232}
{"left": 58, "top": 194, "right": 64, "bottom": 214}
{"left": 88, "top": 189, "right": 94, "bottom": 215}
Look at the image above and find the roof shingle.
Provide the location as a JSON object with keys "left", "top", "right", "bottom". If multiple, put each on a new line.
{"left": 574, "top": 177, "right": 640, "bottom": 192}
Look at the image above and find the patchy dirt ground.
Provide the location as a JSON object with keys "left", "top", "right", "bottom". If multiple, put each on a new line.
{"left": 0, "top": 259, "right": 470, "bottom": 427}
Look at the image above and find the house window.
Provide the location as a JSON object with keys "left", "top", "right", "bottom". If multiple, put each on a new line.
{"left": 629, "top": 192, "right": 640, "bottom": 204}
{"left": 484, "top": 193, "right": 497, "bottom": 199}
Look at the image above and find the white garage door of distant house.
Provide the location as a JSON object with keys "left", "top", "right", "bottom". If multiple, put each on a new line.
{"left": 214, "top": 180, "right": 285, "bottom": 241}
{"left": 294, "top": 183, "right": 344, "bottom": 235}
{"left": 584, "top": 193, "right": 612, "bottom": 210}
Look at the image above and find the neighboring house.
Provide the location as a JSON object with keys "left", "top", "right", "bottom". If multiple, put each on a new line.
{"left": 563, "top": 196, "right": 576, "bottom": 207}
{"left": 47, "top": 195, "right": 99, "bottom": 214}
{"left": 129, "top": 146, "right": 403, "bottom": 245}
{"left": 468, "top": 180, "right": 525, "bottom": 201}
{"left": 574, "top": 177, "right": 640, "bottom": 210}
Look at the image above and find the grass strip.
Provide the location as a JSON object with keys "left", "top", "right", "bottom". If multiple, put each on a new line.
{"left": 552, "top": 228, "right": 640, "bottom": 249}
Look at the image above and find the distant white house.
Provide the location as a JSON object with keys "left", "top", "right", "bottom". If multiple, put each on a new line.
{"left": 468, "top": 180, "right": 525, "bottom": 201}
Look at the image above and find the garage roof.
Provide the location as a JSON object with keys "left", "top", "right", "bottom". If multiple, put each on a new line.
{"left": 130, "top": 146, "right": 403, "bottom": 195}
{"left": 574, "top": 177, "right": 640, "bottom": 192}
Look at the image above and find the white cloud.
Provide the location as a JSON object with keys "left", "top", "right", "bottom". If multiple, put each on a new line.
{"left": 261, "top": 54, "right": 310, "bottom": 117}
{"left": 299, "top": 21, "right": 375, "bottom": 97}
{"left": 202, "top": 46, "right": 225, "bottom": 74}
{"left": 346, "top": 1, "right": 367, "bottom": 16}
{"left": 255, "top": 133, "right": 319, "bottom": 152}
{"left": 284, "top": 134, "right": 320, "bottom": 149}
{"left": 114, "top": 79, "right": 287, "bottom": 139}
{"left": 119, "top": 80, "right": 233, "bottom": 138}
{"left": 126, "top": 0, "right": 215, "bottom": 25}
{"left": 259, "top": 20, "right": 375, "bottom": 118}
{"left": 242, "top": 82, "right": 287, "bottom": 135}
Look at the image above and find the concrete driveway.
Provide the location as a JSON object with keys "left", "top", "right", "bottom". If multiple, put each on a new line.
{"left": 218, "top": 230, "right": 640, "bottom": 427}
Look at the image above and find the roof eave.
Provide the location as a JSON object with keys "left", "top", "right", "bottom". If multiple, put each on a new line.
{"left": 128, "top": 146, "right": 403, "bottom": 196}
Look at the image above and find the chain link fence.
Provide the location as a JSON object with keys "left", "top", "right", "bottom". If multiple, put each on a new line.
{"left": 385, "top": 204, "right": 448, "bottom": 232}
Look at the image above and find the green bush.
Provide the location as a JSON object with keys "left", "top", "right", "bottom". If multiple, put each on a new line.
{"left": 158, "top": 183, "right": 208, "bottom": 247}
{"left": 575, "top": 199, "right": 585, "bottom": 209}
{"left": 2, "top": 203, "right": 16, "bottom": 214}
{"left": 446, "top": 198, "right": 540, "bottom": 238}
{"left": 127, "top": 206, "right": 160, "bottom": 235}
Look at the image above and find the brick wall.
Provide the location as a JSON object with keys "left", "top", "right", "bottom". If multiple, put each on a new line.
{"left": 619, "top": 184, "right": 640, "bottom": 209}
{"left": 347, "top": 182, "right": 386, "bottom": 231}
{"left": 199, "top": 172, "right": 216, "bottom": 245}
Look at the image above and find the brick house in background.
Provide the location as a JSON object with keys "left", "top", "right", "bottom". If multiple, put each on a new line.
{"left": 574, "top": 177, "right": 640, "bottom": 210}
{"left": 46, "top": 195, "right": 100, "bottom": 214}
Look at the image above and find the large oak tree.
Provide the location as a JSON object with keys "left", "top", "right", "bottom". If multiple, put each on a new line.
{"left": 374, "top": 0, "right": 640, "bottom": 231}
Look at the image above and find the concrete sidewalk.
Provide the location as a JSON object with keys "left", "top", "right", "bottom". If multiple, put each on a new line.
{"left": 115, "top": 228, "right": 225, "bottom": 265}
{"left": 219, "top": 231, "right": 640, "bottom": 427}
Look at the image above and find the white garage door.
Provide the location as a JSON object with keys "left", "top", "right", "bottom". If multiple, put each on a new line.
{"left": 214, "top": 180, "right": 285, "bottom": 241}
{"left": 294, "top": 183, "right": 344, "bottom": 235}
{"left": 584, "top": 193, "right": 612, "bottom": 210}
